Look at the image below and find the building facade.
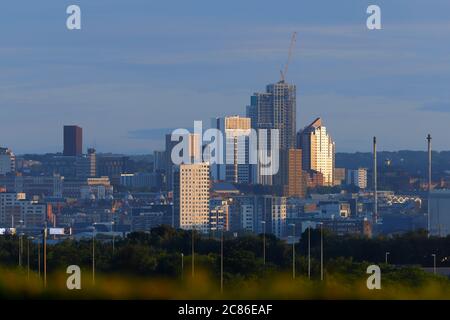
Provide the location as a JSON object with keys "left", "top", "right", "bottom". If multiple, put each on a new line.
{"left": 334, "top": 168, "right": 346, "bottom": 186}
{"left": 165, "top": 133, "right": 201, "bottom": 191}
{"left": 298, "top": 118, "right": 335, "bottom": 186}
{"left": 173, "top": 163, "right": 210, "bottom": 234}
{"left": 247, "top": 81, "right": 297, "bottom": 186}
{"left": 87, "top": 148, "right": 97, "bottom": 177}
{"left": 210, "top": 116, "right": 254, "bottom": 184}
{"left": 429, "top": 190, "right": 450, "bottom": 237}
{"left": 347, "top": 168, "right": 368, "bottom": 189}
{"left": 0, "top": 147, "right": 15, "bottom": 175}
{"left": 63, "top": 125, "right": 83, "bottom": 156}
{"left": 283, "top": 149, "right": 306, "bottom": 198}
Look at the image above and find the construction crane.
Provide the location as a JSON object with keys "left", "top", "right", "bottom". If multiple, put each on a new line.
{"left": 280, "top": 31, "right": 297, "bottom": 82}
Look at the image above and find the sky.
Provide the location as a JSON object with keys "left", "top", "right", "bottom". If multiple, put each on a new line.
{"left": 0, "top": 0, "right": 450, "bottom": 154}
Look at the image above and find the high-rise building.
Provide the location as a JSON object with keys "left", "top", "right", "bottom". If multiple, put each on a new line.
{"left": 298, "top": 118, "right": 335, "bottom": 186}
{"left": 346, "top": 168, "right": 368, "bottom": 189}
{"left": 249, "top": 81, "right": 296, "bottom": 149}
{"left": 0, "top": 147, "right": 15, "bottom": 175}
{"left": 63, "top": 125, "right": 83, "bottom": 156}
{"left": 248, "top": 81, "right": 296, "bottom": 186}
{"left": 173, "top": 163, "right": 210, "bottom": 234}
{"left": 165, "top": 133, "right": 201, "bottom": 191}
{"left": 283, "top": 149, "right": 306, "bottom": 198}
{"left": 211, "top": 116, "right": 254, "bottom": 184}
{"left": 87, "top": 148, "right": 97, "bottom": 177}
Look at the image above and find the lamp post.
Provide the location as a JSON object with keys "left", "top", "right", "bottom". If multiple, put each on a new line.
{"left": 261, "top": 221, "right": 266, "bottom": 265}
{"left": 43, "top": 222, "right": 47, "bottom": 287}
{"left": 92, "top": 224, "right": 96, "bottom": 285}
{"left": 111, "top": 220, "right": 115, "bottom": 255}
{"left": 37, "top": 238, "right": 41, "bottom": 279}
{"left": 220, "top": 226, "right": 224, "bottom": 293}
{"left": 385, "top": 252, "right": 390, "bottom": 264}
{"left": 191, "top": 227, "right": 195, "bottom": 278}
{"left": 289, "top": 223, "right": 295, "bottom": 279}
{"left": 319, "top": 222, "right": 324, "bottom": 281}
{"left": 432, "top": 254, "right": 437, "bottom": 274}
{"left": 308, "top": 225, "right": 311, "bottom": 279}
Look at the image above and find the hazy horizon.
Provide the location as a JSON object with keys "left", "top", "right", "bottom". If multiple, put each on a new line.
{"left": 14, "top": 148, "right": 450, "bottom": 157}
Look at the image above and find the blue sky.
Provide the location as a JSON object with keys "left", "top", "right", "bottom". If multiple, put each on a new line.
{"left": 1, "top": 0, "right": 450, "bottom": 154}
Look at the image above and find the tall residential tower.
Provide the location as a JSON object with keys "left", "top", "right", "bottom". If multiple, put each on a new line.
{"left": 210, "top": 116, "right": 253, "bottom": 184}
{"left": 247, "top": 80, "right": 297, "bottom": 186}
{"left": 173, "top": 162, "right": 210, "bottom": 234}
{"left": 298, "top": 118, "right": 335, "bottom": 186}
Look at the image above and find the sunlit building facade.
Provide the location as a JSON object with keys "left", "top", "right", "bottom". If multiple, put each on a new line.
{"left": 173, "top": 163, "right": 210, "bottom": 234}
{"left": 298, "top": 118, "right": 335, "bottom": 186}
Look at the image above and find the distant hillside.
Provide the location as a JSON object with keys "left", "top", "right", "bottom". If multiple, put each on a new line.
{"left": 336, "top": 151, "right": 450, "bottom": 178}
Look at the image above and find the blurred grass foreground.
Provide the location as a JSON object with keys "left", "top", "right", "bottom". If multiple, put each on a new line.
{"left": 2, "top": 265, "right": 450, "bottom": 299}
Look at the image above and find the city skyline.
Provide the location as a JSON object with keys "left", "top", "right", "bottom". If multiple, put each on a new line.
{"left": 1, "top": 0, "right": 450, "bottom": 154}
{"left": 2, "top": 0, "right": 450, "bottom": 305}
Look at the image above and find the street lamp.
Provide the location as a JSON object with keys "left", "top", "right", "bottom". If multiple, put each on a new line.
{"left": 319, "top": 222, "right": 324, "bottom": 281}
{"left": 308, "top": 225, "right": 311, "bottom": 279}
{"left": 220, "top": 225, "right": 224, "bottom": 293}
{"left": 43, "top": 222, "right": 48, "bottom": 287}
{"left": 432, "top": 254, "right": 437, "bottom": 274}
{"left": 92, "top": 223, "right": 96, "bottom": 285}
{"left": 37, "top": 237, "right": 41, "bottom": 279}
{"left": 191, "top": 227, "right": 195, "bottom": 278}
{"left": 385, "top": 252, "right": 390, "bottom": 264}
{"left": 289, "top": 223, "right": 295, "bottom": 279}
{"left": 261, "top": 221, "right": 266, "bottom": 265}
{"left": 111, "top": 220, "right": 115, "bottom": 255}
